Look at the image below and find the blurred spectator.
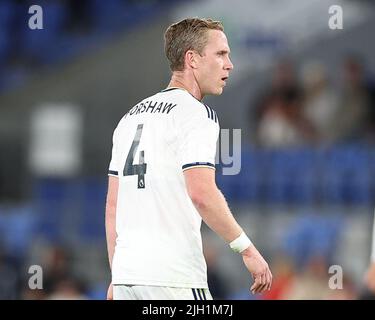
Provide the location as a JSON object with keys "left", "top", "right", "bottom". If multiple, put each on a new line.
{"left": 332, "top": 55, "right": 372, "bottom": 142}
{"left": 250, "top": 59, "right": 301, "bottom": 131}
{"left": 359, "top": 262, "right": 375, "bottom": 299}
{"left": 301, "top": 61, "right": 340, "bottom": 144}
{"left": 281, "top": 254, "right": 357, "bottom": 300}
{"left": 65, "top": 0, "right": 92, "bottom": 33}
{"left": 42, "top": 245, "right": 70, "bottom": 292}
{"left": 203, "top": 240, "right": 228, "bottom": 299}
{"left": 281, "top": 255, "right": 334, "bottom": 300}
{"left": 282, "top": 211, "right": 343, "bottom": 269}
{"left": 18, "top": 243, "right": 91, "bottom": 300}
{"left": 227, "top": 288, "right": 257, "bottom": 300}
{"left": 262, "top": 254, "right": 296, "bottom": 300}
{"left": 47, "top": 276, "right": 88, "bottom": 300}
{"left": 270, "top": 211, "right": 358, "bottom": 300}
{"left": 251, "top": 58, "right": 316, "bottom": 147}
{"left": 359, "top": 214, "right": 375, "bottom": 299}
{"left": 0, "top": 249, "right": 19, "bottom": 299}
{"left": 21, "top": 287, "right": 47, "bottom": 300}
{"left": 40, "top": 244, "right": 89, "bottom": 299}
{"left": 325, "top": 273, "right": 358, "bottom": 300}
{"left": 256, "top": 88, "right": 316, "bottom": 147}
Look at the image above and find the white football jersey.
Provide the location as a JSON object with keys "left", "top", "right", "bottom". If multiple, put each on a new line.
{"left": 108, "top": 87, "right": 219, "bottom": 288}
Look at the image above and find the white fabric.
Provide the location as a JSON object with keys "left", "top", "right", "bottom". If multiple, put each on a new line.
{"left": 229, "top": 232, "right": 252, "bottom": 253}
{"left": 108, "top": 88, "right": 219, "bottom": 288}
{"left": 113, "top": 285, "right": 213, "bottom": 300}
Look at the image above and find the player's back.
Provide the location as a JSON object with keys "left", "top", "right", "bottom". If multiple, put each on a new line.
{"left": 108, "top": 88, "right": 219, "bottom": 288}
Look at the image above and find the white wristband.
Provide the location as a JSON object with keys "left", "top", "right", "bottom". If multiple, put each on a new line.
{"left": 229, "top": 232, "right": 252, "bottom": 253}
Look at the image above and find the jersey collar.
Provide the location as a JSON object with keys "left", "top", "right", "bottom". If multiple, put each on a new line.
{"left": 160, "top": 87, "right": 188, "bottom": 93}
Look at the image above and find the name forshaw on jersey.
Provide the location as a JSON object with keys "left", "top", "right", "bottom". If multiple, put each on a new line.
{"left": 124, "top": 100, "right": 177, "bottom": 118}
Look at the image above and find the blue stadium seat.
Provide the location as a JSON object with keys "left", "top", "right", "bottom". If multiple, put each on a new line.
{"left": 32, "top": 178, "right": 70, "bottom": 242}
{"left": 216, "top": 168, "right": 242, "bottom": 201}
{"left": 217, "top": 144, "right": 373, "bottom": 205}
{"left": 0, "top": 1, "right": 15, "bottom": 65}
{"left": 216, "top": 147, "right": 269, "bottom": 203}
{"left": 20, "top": 2, "right": 67, "bottom": 64}
{"left": 89, "top": 0, "right": 128, "bottom": 32}
{"left": 230, "top": 148, "right": 258, "bottom": 202}
{"left": 86, "top": 283, "right": 106, "bottom": 300}
{"left": 282, "top": 211, "right": 343, "bottom": 269}
{"left": 0, "top": 30, "right": 11, "bottom": 65}
{"left": 0, "top": 205, "right": 37, "bottom": 258}
{"left": 320, "top": 145, "right": 372, "bottom": 204}
{"left": 265, "top": 148, "right": 317, "bottom": 204}
{"left": 370, "top": 148, "right": 375, "bottom": 203}
{"left": 79, "top": 177, "right": 107, "bottom": 241}
{"left": 0, "top": 1, "right": 14, "bottom": 27}
{"left": 292, "top": 148, "right": 319, "bottom": 204}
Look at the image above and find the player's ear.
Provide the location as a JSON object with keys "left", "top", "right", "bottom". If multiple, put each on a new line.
{"left": 185, "top": 50, "right": 198, "bottom": 69}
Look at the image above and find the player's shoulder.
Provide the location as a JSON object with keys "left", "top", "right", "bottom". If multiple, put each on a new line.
{"left": 186, "top": 99, "right": 219, "bottom": 125}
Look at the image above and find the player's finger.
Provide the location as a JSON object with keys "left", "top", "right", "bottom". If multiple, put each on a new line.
{"left": 258, "top": 270, "right": 272, "bottom": 293}
{"left": 252, "top": 275, "right": 266, "bottom": 294}
{"left": 253, "top": 282, "right": 267, "bottom": 294}
{"left": 250, "top": 275, "right": 261, "bottom": 293}
{"left": 262, "top": 272, "right": 267, "bottom": 285}
{"left": 250, "top": 281, "right": 258, "bottom": 293}
{"left": 263, "top": 270, "right": 270, "bottom": 291}
{"left": 256, "top": 274, "right": 268, "bottom": 294}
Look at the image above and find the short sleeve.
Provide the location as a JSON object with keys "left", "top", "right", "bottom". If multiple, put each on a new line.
{"left": 108, "top": 127, "right": 120, "bottom": 177}
{"left": 177, "top": 104, "right": 219, "bottom": 171}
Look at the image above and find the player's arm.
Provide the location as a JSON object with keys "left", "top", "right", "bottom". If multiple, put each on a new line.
{"left": 365, "top": 262, "right": 375, "bottom": 293}
{"left": 105, "top": 175, "right": 118, "bottom": 269}
{"left": 365, "top": 213, "right": 375, "bottom": 293}
{"left": 105, "top": 175, "right": 118, "bottom": 300}
{"left": 184, "top": 167, "right": 272, "bottom": 294}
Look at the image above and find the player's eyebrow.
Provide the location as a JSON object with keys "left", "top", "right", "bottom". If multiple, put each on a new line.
{"left": 217, "top": 49, "right": 230, "bottom": 55}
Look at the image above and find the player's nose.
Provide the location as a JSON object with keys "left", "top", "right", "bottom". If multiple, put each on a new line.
{"left": 225, "top": 57, "right": 234, "bottom": 71}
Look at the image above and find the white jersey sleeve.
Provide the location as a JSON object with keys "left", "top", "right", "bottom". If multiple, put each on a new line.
{"left": 176, "top": 101, "right": 219, "bottom": 171}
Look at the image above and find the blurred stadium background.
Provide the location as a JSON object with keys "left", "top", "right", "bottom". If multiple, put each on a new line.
{"left": 0, "top": 0, "right": 374, "bottom": 299}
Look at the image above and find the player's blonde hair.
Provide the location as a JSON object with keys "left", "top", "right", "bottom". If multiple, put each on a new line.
{"left": 164, "top": 17, "right": 224, "bottom": 71}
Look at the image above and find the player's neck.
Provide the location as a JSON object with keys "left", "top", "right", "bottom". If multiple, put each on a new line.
{"left": 168, "top": 72, "right": 204, "bottom": 101}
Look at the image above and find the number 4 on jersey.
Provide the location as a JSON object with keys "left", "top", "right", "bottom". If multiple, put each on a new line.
{"left": 123, "top": 124, "right": 147, "bottom": 188}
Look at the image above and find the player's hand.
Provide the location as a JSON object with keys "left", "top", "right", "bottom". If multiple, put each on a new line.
{"left": 107, "top": 282, "right": 113, "bottom": 300}
{"left": 364, "top": 262, "right": 375, "bottom": 293}
{"left": 241, "top": 244, "right": 272, "bottom": 294}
